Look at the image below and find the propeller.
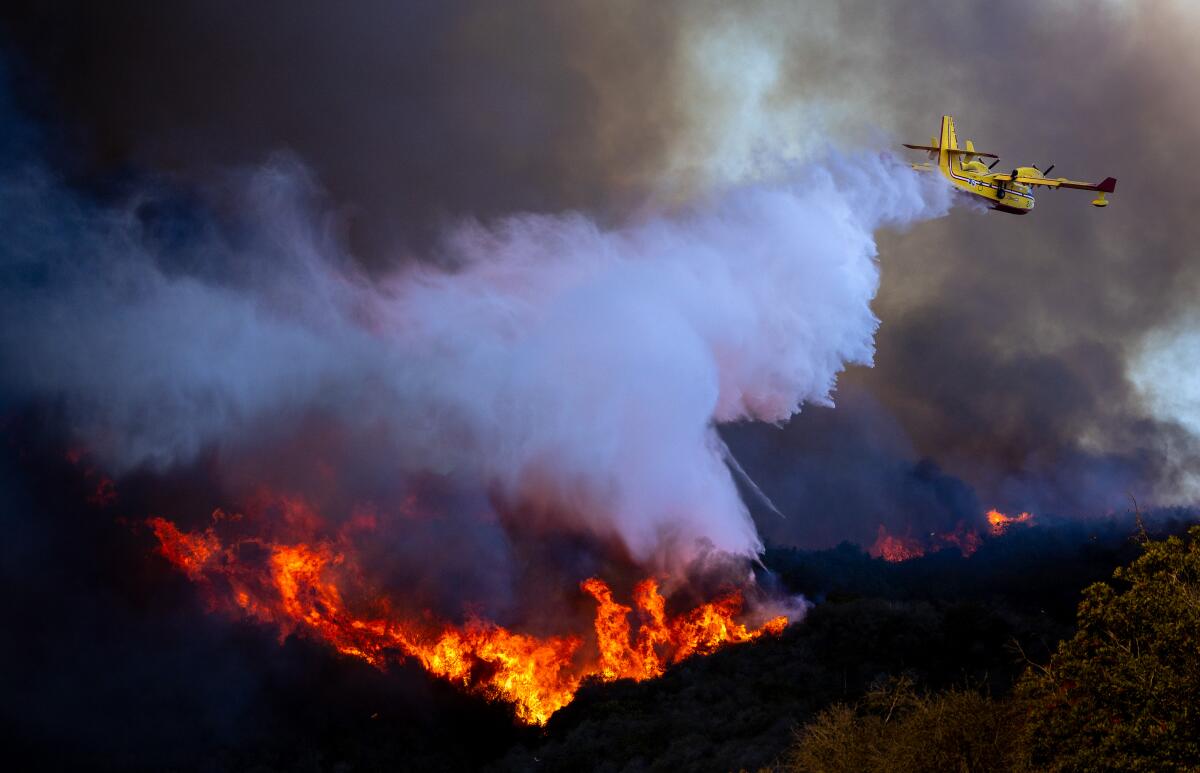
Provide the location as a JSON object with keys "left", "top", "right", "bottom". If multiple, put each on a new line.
{"left": 987, "top": 159, "right": 1000, "bottom": 170}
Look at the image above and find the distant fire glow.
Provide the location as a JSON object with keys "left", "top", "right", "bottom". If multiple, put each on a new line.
{"left": 870, "top": 510, "right": 1032, "bottom": 563}
{"left": 869, "top": 526, "right": 927, "bottom": 562}
{"left": 147, "top": 498, "right": 786, "bottom": 725}
{"left": 987, "top": 509, "right": 1035, "bottom": 535}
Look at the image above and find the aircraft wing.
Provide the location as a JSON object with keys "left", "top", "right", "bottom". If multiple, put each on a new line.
{"left": 1053, "top": 176, "right": 1117, "bottom": 192}
{"left": 997, "top": 174, "right": 1117, "bottom": 192}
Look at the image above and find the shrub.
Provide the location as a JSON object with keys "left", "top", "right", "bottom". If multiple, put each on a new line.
{"left": 1019, "top": 526, "right": 1200, "bottom": 772}
{"left": 785, "top": 676, "right": 1027, "bottom": 773}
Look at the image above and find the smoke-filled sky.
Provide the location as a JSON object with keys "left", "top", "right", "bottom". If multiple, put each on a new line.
{"left": 2, "top": 0, "right": 1199, "bottom": 557}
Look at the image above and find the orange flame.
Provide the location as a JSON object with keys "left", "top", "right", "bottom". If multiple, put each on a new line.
{"left": 871, "top": 510, "right": 1034, "bottom": 563}
{"left": 869, "top": 525, "right": 925, "bottom": 562}
{"left": 148, "top": 517, "right": 219, "bottom": 580}
{"left": 986, "top": 509, "right": 1034, "bottom": 536}
{"left": 147, "top": 506, "right": 786, "bottom": 725}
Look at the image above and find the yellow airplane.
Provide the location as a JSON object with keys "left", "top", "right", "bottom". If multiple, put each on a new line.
{"left": 903, "top": 115, "right": 1116, "bottom": 214}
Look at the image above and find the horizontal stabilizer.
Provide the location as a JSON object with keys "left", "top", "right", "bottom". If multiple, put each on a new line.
{"left": 945, "top": 148, "right": 998, "bottom": 159}
{"left": 902, "top": 144, "right": 999, "bottom": 159}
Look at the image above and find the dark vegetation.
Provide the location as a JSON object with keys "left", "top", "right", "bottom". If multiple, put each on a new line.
{"left": 784, "top": 524, "right": 1200, "bottom": 773}
{"left": 3, "top": 411, "right": 1198, "bottom": 771}
{"left": 784, "top": 677, "right": 1027, "bottom": 773}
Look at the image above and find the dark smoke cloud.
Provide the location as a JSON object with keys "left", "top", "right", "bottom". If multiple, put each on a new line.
{"left": 0, "top": 1, "right": 685, "bottom": 261}
{"left": 1, "top": 0, "right": 1198, "bottom": 541}
{"left": 842, "top": 1, "right": 1200, "bottom": 520}
{"left": 681, "top": 0, "right": 1200, "bottom": 534}
{"left": 723, "top": 384, "right": 981, "bottom": 549}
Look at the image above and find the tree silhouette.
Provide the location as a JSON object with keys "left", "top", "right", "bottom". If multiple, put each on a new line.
{"left": 1020, "top": 525, "right": 1200, "bottom": 771}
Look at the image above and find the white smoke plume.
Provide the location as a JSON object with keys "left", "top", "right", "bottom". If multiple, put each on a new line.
{"left": 0, "top": 150, "right": 951, "bottom": 569}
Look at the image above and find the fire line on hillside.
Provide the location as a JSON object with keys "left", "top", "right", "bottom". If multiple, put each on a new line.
{"left": 147, "top": 497, "right": 787, "bottom": 725}
{"left": 869, "top": 509, "right": 1036, "bottom": 563}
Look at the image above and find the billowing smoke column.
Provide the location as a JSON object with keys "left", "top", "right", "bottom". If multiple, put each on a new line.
{"left": 0, "top": 149, "right": 950, "bottom": 571}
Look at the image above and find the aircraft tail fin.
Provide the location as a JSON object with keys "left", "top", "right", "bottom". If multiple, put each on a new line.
{"left": 904, "top": 117, "right": 998, "bottom": 169}
{"left": 938, "top": 115, "right": 956, "bottom": 172}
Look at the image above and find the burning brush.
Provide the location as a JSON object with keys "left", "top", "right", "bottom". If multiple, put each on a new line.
{"left": 147, "top": 499, "right": 788, "bottom": 725}
{"left": 869, "top": 509, "right": 1036, "bottom": 563}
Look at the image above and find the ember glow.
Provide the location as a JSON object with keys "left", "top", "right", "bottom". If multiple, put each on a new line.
{"left": 869, "top": 525, "right": 926, "bottom": 562}
{"left": 147, "top": 504, "right": 787, "bottom": 725}
{"left": 937, "top": 521, "right": 983, "bottom": 557}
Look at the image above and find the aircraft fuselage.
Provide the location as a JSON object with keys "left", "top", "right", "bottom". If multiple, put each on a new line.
{"left": 905, "top": 115, "right": 1116, "bottom": 215}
